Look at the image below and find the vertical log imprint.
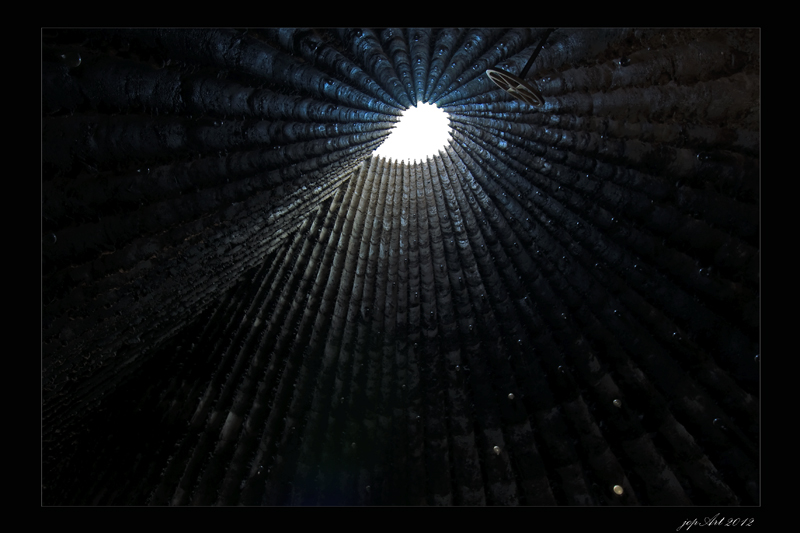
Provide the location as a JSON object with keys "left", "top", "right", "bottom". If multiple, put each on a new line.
{"left": 42, "top": 28, "right": 759, "bottom": 507}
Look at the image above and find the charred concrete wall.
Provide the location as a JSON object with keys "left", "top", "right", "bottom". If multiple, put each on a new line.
{"left": 41, "top": 28, "right": 759, "bottom": 505}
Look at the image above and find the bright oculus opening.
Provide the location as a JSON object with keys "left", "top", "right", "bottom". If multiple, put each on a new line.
{"left": 373, "top": 102, "right": 452, "bottom": 164}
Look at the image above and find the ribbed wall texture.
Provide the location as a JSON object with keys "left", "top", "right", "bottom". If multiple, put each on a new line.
{"left": 41, "top": 28, "right": 759, "bottom": 506}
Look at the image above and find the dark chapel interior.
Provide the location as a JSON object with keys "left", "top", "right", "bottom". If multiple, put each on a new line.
{"left": 41, "top": 28, "right": 759, "bottom": 506}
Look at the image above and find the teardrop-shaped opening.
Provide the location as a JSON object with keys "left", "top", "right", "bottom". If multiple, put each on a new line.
{"left": 373, "top": 101, "right": 452, "bottom": 163}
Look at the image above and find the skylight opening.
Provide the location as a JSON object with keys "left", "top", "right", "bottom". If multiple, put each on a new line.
{"left": 373, "top": 102, "right": 452, "bottom": 164}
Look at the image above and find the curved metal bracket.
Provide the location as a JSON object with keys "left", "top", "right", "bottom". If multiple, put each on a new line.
{"left": 486, "top": 29, "right": 555, "bottom": 108}
{"left": 486, "top": 68, "right": 545, "bottom": 107}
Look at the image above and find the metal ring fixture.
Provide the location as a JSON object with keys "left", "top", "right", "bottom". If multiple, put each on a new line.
{"left": 486, "top": 28, "right": 555, "bottom": 107}
{"left": 486, "top": 68, "right": 545, "bottom": 107}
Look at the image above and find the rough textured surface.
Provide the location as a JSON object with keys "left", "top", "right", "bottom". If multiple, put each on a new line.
{"left": 41, "top": 28, "right": 759, "bottom": 506}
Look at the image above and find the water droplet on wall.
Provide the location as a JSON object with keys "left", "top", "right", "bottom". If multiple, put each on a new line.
{"left": 60, "top": 51, "right": 81, "bottom": 68}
